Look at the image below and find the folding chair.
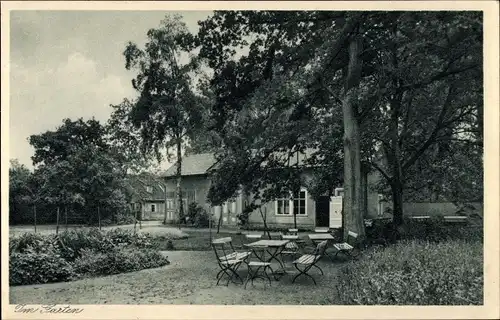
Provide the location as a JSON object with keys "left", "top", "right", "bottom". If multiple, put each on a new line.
{"left": 212, "top": 237, "right": 252, "bottom": 286}
{"left": 288, "top": 228, "right": 299, "bottom": 235}
{"left": 292, "top": 240, "right": 328, "bottom": 285}
{"left": 280, "top": 234, "right": 301, "bottom": 265}
{"left": 333, "top": 231, "right": 360, "bottom": 259}
{"left": 244, "top": 260, "right": 273, "bottom": 289}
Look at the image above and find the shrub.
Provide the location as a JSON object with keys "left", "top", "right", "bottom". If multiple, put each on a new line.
{"left": 336, "top": 240, "right": 483, "bottom": 305}
{"left": 56, "top": 228, "right": 115, "bottom": 261}
{"left": 9, "top": 228, "right": 172, "bottom": 286}
{"left": 73, "top": 247, "right": 170, "bottom": 276}
{"left": 9, "top": 232, "right": 53, "bottom": 253}
{"left": 115, "top": 213, "right": 136, "bottom": 225}
{"left": 186, "top": 202, "right": 213, "bottom": 228}
{"left": 401, "top": 217, "right": 483, "bottom": 243}
{"left": 10, "top": 250, "right": 76, "bottom": 285}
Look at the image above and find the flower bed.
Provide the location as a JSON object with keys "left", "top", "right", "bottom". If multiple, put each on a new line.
{"left": 9, "top": 228, "right": 170, "bottom": 286}
{"left": 336, "top": 239, "right": 483, "bottom": 305}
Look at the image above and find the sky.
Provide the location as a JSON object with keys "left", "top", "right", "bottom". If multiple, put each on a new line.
{"left": 9, "top": 10, "right": 213, "bottom": 170}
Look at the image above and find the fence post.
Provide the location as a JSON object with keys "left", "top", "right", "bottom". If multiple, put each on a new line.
{"left": 56, "top": 207, "right": 60, "bottom": 235}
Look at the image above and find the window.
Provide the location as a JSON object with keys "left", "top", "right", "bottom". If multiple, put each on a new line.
{"left": 293, "top": 190, "right": 306, "bottom": 215}
{"left": 276, "top": 188, "right": 307, "bottom": 215}
{"left": 151, "top": 204, "right": 156, "bottom": 212}
{"left": 223, "top": 198, "right": 237, "bottom": 214}
{"left": 146, "top": 186, "right": 153, "bottom": 193}
{"left": 166, "top": 199, "right": 174, "bottom": 210}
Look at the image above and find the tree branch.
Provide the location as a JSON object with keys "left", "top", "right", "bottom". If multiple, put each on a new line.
{"left": 370, "top": 161, "right": 392, "bottom": 184}
{"left": 400, "top": 62, "right": 479, "bottom": 92}
{"left": 402, "top": 85, "right": 454, "bottom": 171}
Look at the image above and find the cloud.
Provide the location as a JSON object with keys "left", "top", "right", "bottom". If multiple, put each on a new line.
{"left": 9, "top": 52, "right": 135, "bottom": 168}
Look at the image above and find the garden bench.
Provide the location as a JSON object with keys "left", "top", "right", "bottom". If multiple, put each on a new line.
{"left": 410, "top": 215, "right": 431, "bottom": 221}
{"left": 443, "top": 216, "right": 468, "bottom": 224}
{"left": 333, "top": 231, "right": 360, "bottom": 260}
{"left": 212, "top": 237, "right": 252, "bottom": 286}
{"left": 308, "top": 233, "right": 335, "bottom": 262}
{"left": 292, "top": 240, "right": 328, "bottom": 285}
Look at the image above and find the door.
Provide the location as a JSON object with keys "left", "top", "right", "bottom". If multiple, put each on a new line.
{"left": 330, "top": 196, "right": 342, "bottom": 228}
{"left": 315, "top": 196, "right": 330, "bottom": 227}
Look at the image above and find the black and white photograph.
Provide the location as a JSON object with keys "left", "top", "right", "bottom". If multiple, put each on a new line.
{"left": 2, "top": 1, "right": 499, "bottom": 318}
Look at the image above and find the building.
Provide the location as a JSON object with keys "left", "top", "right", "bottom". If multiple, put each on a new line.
{"left": 161, "top": 152, "right": 382, "bottom": 229}
{"left": 125, "top": 173, "right": 166, "bottom": 221}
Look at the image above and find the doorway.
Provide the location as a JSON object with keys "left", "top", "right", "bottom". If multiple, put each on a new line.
{"left": 315, "top": 196, "right": 330, "bottom": 227}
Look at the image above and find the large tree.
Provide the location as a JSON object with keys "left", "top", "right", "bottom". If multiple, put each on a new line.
{"left": 193, "top": 11, "right": 482, "bottom": 235}
{"left": 194, "top": 11, "right": 369, "bottom": 238}
{"left": 120, "top": 15, "right": 203, "bottom": 225}
{"left": 360, "top": 12, "right": 483, "bottom": 226}
{"left": 28, "top": 118, "right": 128, "bottom": 225}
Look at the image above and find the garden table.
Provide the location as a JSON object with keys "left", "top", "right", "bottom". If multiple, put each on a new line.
{"left": 308, "top": 233, "right": 335, "bottom": 262}
{"left": 245, "top": 239, "right": 289, "bottom": 279}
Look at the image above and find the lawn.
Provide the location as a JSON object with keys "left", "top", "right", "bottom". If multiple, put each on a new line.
{"left": 10, "top": 250, "right": 341, "bottom": 305}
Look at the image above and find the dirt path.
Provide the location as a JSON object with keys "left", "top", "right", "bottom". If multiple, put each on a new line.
{"left": 10, "top": 251, "right": 341, "bottom": 305}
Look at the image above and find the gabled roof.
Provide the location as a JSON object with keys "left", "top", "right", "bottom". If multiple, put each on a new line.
{"left": 161, "top": 149, "right": 318, "bottom": 178}
{"left": 125, "top": 173, "right": 165, "bottom": 201}
{"left": 161, "top": 153, "right": 217, "bottom": 178}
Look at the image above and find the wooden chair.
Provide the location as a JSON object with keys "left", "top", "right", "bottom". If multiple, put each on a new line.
{"left": 280, "top": 234, "right": 301, "bottom": 263}
{"left": 212, "top": 237, "right": 252, "bottom": 286}
{"left": 292, "top": 240, "right": 328, "bottom": 285}
{"left": 332, "top": 231, "right": 360, "bottom": 259}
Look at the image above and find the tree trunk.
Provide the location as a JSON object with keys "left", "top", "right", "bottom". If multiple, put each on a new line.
{"left": 56, "top": 207, "right": 60, "bottom": 235}
{"left": 65, "top": 206, "right": 68, "bottom": 230}
{"left": 217, "top": 207, "right": 223, "bottom": 234}
{"left": 134, "top": 206, "right": 138, "bottom": 234}
{"left": 176, "top": 138, "right": 183, "bottom": 230}
{"left": 98, "top": 206, "right": 101, "bottom": 230}
{"left": 33, "top": 204, "right": 37, "bottom": 233}
{"left": 163, "top": 183, "right": 168, "bottom": 225}
{"left": 259, "top": 207, "right": 271, "bottom": 239}
{"left": 209, "top": 207, "right": 213, "bottom": 246}
{"left": 360, "top": 162, "right": 369, "bottom": 218}
{"left": 391, "top": 181, "right": 404, "bottom": 226}
{"left": 341, "top": 33, "right": 365, "bottom": 241}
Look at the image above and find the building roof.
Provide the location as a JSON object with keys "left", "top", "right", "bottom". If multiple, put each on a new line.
{"left": 125, "top": 173, "right": 165, "bottom": 201}
{"left": 161, "top": 153, "right": 217, "bottom": 178}
{"left": 161, "top": 149, "right": 318, "bottom": 178}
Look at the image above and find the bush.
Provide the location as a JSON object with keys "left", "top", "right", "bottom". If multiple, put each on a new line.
{"left": 9, "top": 228, "right": 171, "bottom": 286}
{"left": 115, "top": 213, "right": 136, "bottom": 225}
{"left": 56, "top": 228, "right": 115, "bottom": 261}
{"left": 186, "top": 202, "right": 213, "bottom": 228}
{"left": 400, "top": 216, "right": 483, "bottom": 243}
{"left": 336, "top": 240, "right": 483, "bottom": 305}
{"left": 73, "top": 247, "right": 170, "bottom": 276}
{"left": 10, "top": 250, "right": 76, "bottom": 285}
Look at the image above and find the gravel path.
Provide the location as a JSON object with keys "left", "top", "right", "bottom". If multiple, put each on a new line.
{"left": 10, "top": 251, "right": 341, "bottom": 305}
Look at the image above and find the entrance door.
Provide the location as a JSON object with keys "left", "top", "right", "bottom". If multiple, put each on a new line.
{"left": 315, "top": 196, "right": 330, "bottom": 227}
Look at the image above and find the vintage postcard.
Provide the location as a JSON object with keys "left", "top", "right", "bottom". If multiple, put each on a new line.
{"left": 1, "top": 1, "right": 499, "bottom": 319}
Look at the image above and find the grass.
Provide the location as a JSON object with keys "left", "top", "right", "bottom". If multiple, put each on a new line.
{"left": 10, "top": 250, "right": 341, "bottom": 305}
{"left": 170, "top": 231, "right": 245, "bottom": 251}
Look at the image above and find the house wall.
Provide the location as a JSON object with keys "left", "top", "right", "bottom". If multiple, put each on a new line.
{"left": 141, "top": 201, "right": 165, "bottom": 220}
{"left": 163, "top": 170, "right": 381, "bottom": 228}
{"left": 164, "top": 175, "right": 214, "bottom": 222}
